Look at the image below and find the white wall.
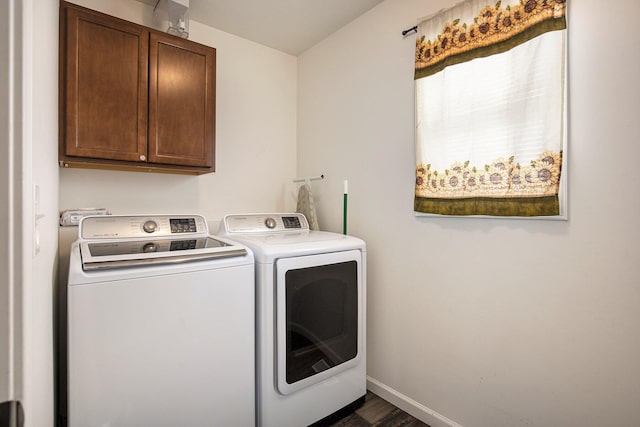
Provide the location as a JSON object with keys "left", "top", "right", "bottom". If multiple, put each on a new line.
{"left": 60, "top": 0, "right": 299, "bottom": 224}
{"left": 298, "top": 0, "right": 640, "bottom": 426}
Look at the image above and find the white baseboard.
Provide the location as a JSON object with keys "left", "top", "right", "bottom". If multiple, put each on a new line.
{"left": 366, "top": 376, "right": 463, "bottom": 427}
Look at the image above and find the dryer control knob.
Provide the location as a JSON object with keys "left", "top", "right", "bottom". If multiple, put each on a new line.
{"left": 143, "top": 220, "right": 158, "bottom": 233}
{"left": 264, "top": 217, "right": 277, "bottom": 229}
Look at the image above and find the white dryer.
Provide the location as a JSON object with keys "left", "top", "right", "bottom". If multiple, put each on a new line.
{"left": 218, "top": 213, "right": 366, "bottom": 427}
{"left": 67, "top": 214, "right": 255, "bottom": 427}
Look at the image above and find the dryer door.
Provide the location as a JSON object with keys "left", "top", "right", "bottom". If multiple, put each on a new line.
{"left": 275, "top": 250, "right": 363, "bottom": 395}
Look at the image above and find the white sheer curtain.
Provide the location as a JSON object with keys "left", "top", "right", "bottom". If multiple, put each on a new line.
{"left": 414, "top": 0, "right": 567, "bottom": 217}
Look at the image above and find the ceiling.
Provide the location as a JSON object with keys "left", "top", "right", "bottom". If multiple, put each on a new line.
{"left": 137, "top": 0, "right": 385, "bottom": 55}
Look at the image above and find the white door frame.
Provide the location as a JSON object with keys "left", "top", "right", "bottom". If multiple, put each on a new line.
{"left": 1, "top": 0, "right": 25, "bottom": 419}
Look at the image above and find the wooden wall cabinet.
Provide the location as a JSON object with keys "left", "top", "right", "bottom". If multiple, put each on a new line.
{"left": 59, "top": 2, "right": 216, "bottom": 174}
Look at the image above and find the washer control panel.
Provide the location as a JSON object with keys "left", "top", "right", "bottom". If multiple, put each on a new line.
{"left": 221, "top": 213, "right": 309, "bottom": 233}
{"left": 80, "top": 215, "right": 207, "bottom": 240}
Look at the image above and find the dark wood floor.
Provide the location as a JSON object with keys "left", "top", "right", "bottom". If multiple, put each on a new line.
{"left": 323, "top": 391, "right": 429, "bottom": 427}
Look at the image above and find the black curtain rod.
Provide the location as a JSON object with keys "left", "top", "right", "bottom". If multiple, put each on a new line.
{"left": 402, "top": 26, "right": 418, "bottom": 37}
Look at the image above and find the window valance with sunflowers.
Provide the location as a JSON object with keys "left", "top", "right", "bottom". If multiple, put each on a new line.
{"left": 414, "top": 0, "right": 567, "bottom": 218}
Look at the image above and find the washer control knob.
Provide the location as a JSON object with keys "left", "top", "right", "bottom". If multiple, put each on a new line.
{"left": 264, "top": 217, "right": 277, "bottom": 229}
{"left": 142, "top": 242, "right": 157, "bottom": 253}
{"left": 143, "top": 220, "right": 158, "bottom": 233}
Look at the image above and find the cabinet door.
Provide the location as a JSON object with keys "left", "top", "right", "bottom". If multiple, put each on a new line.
{"left": 148, "top": 33, "right": 215, "bottom": 169}
{"left": 63, "top": 6, "right": 148, "bottom": 162}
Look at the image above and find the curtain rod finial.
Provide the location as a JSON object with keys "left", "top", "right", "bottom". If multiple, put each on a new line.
{"left": 402, "top": 26, "right": 418, "bottom": 37}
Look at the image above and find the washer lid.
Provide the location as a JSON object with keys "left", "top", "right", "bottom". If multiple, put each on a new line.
{"left": 79, "top": 237, "right": 247, "bottom": 271}
{"left": 77, "top": 214, "right": 247, "bottom": 271}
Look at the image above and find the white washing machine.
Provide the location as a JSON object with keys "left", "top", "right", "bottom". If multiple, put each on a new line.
{"left": 67, "top": 214, "right": 255, "bottom": 427}
{"left": 218, "top": 213, "right": 366, "bottom": 427}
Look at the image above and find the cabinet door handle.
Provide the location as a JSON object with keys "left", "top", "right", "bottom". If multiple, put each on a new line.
{"left": 140, "top": 155, "right": 146, "bottom": 161}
